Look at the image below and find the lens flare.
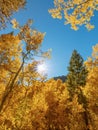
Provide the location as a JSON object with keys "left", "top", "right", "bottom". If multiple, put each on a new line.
{"left": 37, "top": 62, "right": 48, "bottom": 75}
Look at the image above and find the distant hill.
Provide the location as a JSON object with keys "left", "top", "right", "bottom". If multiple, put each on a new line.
{"left": 53, "top": 75, "right": 67, "bottom": 82}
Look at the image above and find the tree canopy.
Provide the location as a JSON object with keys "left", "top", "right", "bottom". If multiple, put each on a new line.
{"left": 0, "top": 0, "right": 26, "bottom": 29}
{"left": 49, "top": 0, "right": 98, "bottom": 30}
{"left": 0, "top": 1, "right": 98, "bottom": 130}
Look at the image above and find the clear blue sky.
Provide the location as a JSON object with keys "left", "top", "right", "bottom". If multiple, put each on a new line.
{"left": 1, "top": 0, "right": 98, "bottom": 78}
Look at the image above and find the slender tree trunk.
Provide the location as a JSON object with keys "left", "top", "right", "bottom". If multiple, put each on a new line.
{"left": 83, "top": 110, "right": 89, "bottom": 130}
{"left": 0, "top": 51, "right": 30, "bottom": 112}
{"left": 79, "top": 88, "right": 90, "bottom": 130}
{"left": 0, "top": 60, "right": 24, "bottom": 112}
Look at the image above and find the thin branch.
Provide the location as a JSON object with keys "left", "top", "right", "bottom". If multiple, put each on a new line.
{"left": 60, "top": 0, "right": 92, "bottom": 10}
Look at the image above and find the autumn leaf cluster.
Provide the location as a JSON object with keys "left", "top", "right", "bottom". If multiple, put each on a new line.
{"left": 49, "top": 0, "right": 98, "bottom": 30}
{"left": 0, "top": 0, "right": 26, "bottom": 29}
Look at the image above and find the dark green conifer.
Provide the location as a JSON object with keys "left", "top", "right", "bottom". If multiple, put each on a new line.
{"left": 66, "top": 50, "right": 88, "bottom": 97}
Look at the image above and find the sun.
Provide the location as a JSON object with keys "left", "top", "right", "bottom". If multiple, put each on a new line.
{"left": 37, "top": 62, "right": 48, "bottom": 75}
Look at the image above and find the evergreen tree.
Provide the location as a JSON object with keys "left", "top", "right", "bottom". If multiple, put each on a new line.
{"left": 66, "top": 50, "right": 90, "bottom": 130}
{"left": 66, "top": 50, "right": 88, "bottom": 97}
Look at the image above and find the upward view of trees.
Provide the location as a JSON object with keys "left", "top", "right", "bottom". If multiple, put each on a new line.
{"left": 0, "top": 27, "right": 46, "bottom": 111}
{"left": 0, "top": 0, "right": 98, "bottom": 130}
{"left": 0, "top": 0, "right": 49, "bottom": 113}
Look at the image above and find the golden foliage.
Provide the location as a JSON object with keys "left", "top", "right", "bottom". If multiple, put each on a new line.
{"left": 11, "top": 19, "right": 45, "bottom": 51}
{"left": 0, "top": 33, "right": 21, "bottom": 85}
{"left": 0, "top": 78, "right": 93, "bottom": 129}
{"left": 49, "top": 0, "right": 98, "bottom": 30}
{"left": 0, "top": 0, "right": 26, "bottom": 29}
{"left": 0, "top": 19, "right": 49, "bottom": 116}
{"left": 0, "top": 61, "right": 98, "bottom": 130}
{"left": 0, "top": 1, "right": 97, "bottom": 129}
{"left": 0, "top": 20, "right": 97, "bottom": 130}
{"left": 84, "top": 44, "right": 98, "bottom": 130}
{"left": 0, "top": 80, "right": 81, "bottom": 129}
